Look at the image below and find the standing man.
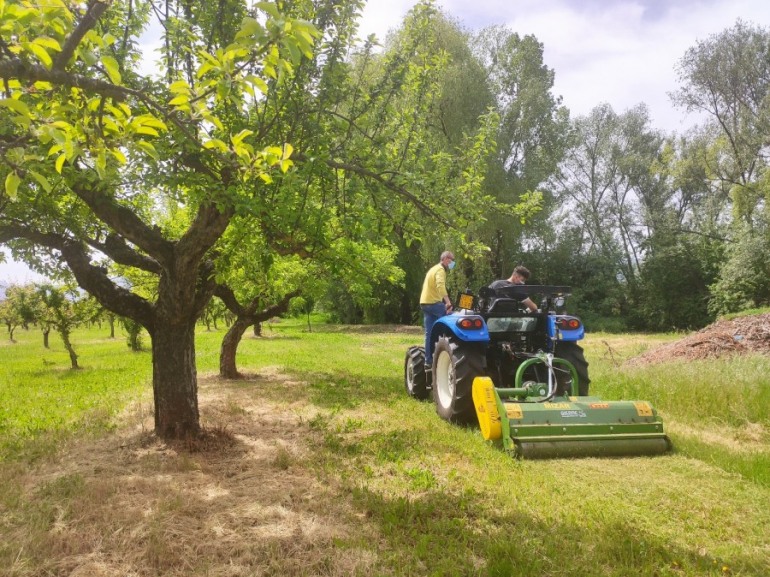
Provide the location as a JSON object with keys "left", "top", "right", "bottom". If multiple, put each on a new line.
{"left": 420, "top": 250, "right": 455, "bottom": 373}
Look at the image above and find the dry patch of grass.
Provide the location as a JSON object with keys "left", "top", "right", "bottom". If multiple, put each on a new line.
{"left": 3, "top": 372, "right": 381, "bottom": 577}
{"left": 666, "top": 421, "right": 770, "bottom": 454}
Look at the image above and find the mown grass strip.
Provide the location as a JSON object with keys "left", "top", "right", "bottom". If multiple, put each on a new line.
{"left": 0, "top": 321, "right": 768, "bottom": 576}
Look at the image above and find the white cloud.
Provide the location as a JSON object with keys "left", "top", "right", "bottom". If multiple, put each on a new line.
{"left": 0, "top": 250, "right": 45, "bottom": 285}
{"left": 356, "top": 0, "right": 417, "bottom": 45}
{"left": 358, "top": 0, "right": 770, "bottom": 132}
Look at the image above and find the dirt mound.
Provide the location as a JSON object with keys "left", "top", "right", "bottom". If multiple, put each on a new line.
{"left": 626, "top": 313, "right": 770, "bottom": 366}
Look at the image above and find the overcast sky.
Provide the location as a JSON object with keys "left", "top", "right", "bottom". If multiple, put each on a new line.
{"left": 3, "top": 0, "right": 770, "bottom": 283}
{"left": 358, "top": 0, "right": 770, "bottom": 132}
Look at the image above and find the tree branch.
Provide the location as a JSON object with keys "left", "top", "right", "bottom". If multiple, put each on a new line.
{"left": 250, "top": 289, "right": 300, "bottom": 323}
{"left": 71, "top": 181, "right": 175, "bottom": 268}
{"left": 294, "top": 153, "right": 450, "bottom": 226}
{"left": 53, "top": 1, "right": 112, "bottom": 71}
{"left": 176, "top": 202, "right": 234, "bottom": 269}
{"left": 214, "top": 284, "right": 301, "bottom": 323}
{"left": 0, "top": 58, "right": 130, "bottom": 101}
{"left": 0, "top": 223, "right": 155, "bottom": 329}
{"left": 86, "top": 233, "right": 163, "bottom": 274}
{"left": 214, "top": 283, "right": 245, "bottom": 316}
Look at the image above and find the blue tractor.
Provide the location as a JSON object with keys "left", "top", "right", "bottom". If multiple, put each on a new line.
{"left": 404, "top": 285, "right": 670, "bottom": 458}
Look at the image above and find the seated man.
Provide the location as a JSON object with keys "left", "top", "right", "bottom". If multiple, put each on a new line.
{"left": 488, "top": 265, "right": 538, "bottom": 313}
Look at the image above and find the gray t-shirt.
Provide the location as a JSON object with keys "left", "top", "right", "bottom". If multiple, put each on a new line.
{"left": 488, "top": 279, "right": 527, "bottom": 301}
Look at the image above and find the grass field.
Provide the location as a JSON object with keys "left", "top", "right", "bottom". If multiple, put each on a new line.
{"left": 0, "top": 320, "right": 768, "bottom": 576}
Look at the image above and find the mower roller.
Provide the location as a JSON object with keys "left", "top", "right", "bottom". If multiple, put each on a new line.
{"left": 405, "top": 285, "right": 672, "bottom": 459}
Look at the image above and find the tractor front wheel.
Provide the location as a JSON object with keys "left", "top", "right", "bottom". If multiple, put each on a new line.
{"left": 432, "top": 336, "right": 485, "bottom": 424}
{"left": 404, "top": 346, "right": 430, "bottom": 400}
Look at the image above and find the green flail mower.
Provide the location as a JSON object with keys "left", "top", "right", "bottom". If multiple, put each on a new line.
{"left": 405, "top": 285, "right": 671, "bottom": 459}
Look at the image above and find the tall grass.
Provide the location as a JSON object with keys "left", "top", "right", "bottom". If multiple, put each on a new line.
{"left": 585, "top": 332, "right": 770, "bottom": 487}
{"left": 0, "top": 320, "right": 768, "bottom": 576}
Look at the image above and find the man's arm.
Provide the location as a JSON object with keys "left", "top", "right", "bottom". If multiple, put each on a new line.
{"left": 522, "top": 297, "right": 537, "bottom": 312}
{"left": 435, "top": 268, "right": 452, "bottom": 311}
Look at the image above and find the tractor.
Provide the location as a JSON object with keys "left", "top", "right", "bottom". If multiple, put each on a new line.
{"left": 404, "top": 284, "right": 671, "bottom": 458}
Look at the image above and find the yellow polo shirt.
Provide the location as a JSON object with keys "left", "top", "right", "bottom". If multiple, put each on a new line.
{"left": 420, "top": 263, "right": 448, "bottom": 304}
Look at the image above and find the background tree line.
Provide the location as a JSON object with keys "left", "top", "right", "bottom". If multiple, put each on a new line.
{"left": 226, "top": 8, "right": 766, "bottom": 334}
{"left": 1, "top": 1, "right": 767, "bottom": 439}
{"left": 321, "top": 14, "right": 770, "bottom": 333}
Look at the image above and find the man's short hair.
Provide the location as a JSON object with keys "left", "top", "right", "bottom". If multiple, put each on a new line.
{"left": 440, "top": 250, "right": 454, "bottom": 261}
{"left": 513, "top": 265, "right": 530, "bottom": 280}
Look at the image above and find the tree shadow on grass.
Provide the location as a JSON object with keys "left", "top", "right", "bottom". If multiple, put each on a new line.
{"left": 346, "top": 484, "right": 764, "bottom": 577}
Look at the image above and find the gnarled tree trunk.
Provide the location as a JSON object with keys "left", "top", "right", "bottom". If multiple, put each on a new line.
{"left": 60, "top": 328, "right": 79, "bottom": 369}
{"left": 151, "top": 317, "right": 200, "bottom": 438}
{"left": 220, "top": 317, "right": 250, "bottom": 379}
{"left": 215, "top": 286, "right": 300, "bottom": 380}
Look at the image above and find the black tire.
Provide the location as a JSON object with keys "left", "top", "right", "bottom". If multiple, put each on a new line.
{"left": 432, "top": 336, "right": 485, "bottom": 424}
{"left": 554, "top": 341, "right": 591, "bottom": 396}
{"left": 404, "top": 346, "right": 430, "bottom": 400}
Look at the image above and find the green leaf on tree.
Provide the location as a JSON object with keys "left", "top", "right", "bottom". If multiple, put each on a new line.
{"left": 5, "top": 172, "right": 20, "bottom": 200}
{"left": 0, "top": 98, "right": 31, "bottom": 117}
{"left": 29, "top": 170, "right": 53, "bottom": 193}
{"left": 135, "top": 140, "right": 159, "bottom": 159}
{"left": 101, "top": 55, "right": 121, "bottom": 84}
{"left": 25, "top": 41, "right": 52, "bottom": 68}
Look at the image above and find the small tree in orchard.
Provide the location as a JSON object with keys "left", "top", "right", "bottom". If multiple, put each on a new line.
{"left": 105, "top": 311, "right": 117, "bottom": 338}
{"left": 120, "top": 316, "right": 144, "bottom": 351}
{"left": 293, "top": 296, "right": 315, "bottom": 331}
{"left": 0, "top": 295, "right": 23, "bottom": 341}
{"left": 36, "top": 283, "right": 98, "bottom": 369}
{"left": 213, "top": 248, "right": 305, "bottom": 379}
{"left": 201, "top": 298, "right": 228, "bottom": 331}
{"left": 0, "top": 284, "right": 40, "bottom": 341}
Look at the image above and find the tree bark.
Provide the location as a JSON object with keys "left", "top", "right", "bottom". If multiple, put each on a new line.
{"left": 220, "top": 317, "right": 250, "bottom": 379}
{"left": 151, "top": 318, "right": 200, "bottom": 438}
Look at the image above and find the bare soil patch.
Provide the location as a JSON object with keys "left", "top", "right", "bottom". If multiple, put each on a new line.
{"left": 13, "top": 371, "right": 380, "bottom": 577}
{"left": 626, "top": 313, "right": 770, "bottom": 366}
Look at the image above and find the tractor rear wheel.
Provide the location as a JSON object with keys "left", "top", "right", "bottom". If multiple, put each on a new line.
{"left": 404, "top": 346, "right": 430, "bottom": 400}
{"left": 554, "top": 341, "right": 591, "bottom": 395}
{"left": 432, "top": 336, "right": 485, "bottom": 424}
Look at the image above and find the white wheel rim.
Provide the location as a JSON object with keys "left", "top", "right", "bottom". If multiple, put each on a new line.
{"left": 435, "top": 350, "right": 454, "bottom": 408}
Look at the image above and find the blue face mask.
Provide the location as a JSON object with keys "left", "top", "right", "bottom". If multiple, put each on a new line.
{"left": 448, "top": 260, "right": 456, "bottom": 270}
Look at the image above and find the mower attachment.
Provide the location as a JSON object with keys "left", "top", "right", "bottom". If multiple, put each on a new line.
{"left": 472, "top": 376, "right": 671, "bottom": 459}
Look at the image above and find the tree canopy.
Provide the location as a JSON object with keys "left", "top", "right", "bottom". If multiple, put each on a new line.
{"left": 0, "top": 0, "right": 503, "bottom": 438}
